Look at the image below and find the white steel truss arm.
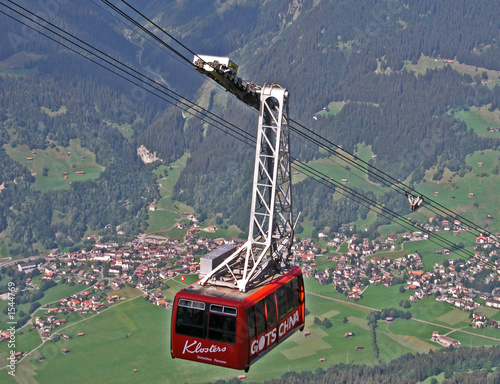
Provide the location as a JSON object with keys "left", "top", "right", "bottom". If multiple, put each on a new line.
{"left": 199, "top": 85, "right": 294, "bottom": 292}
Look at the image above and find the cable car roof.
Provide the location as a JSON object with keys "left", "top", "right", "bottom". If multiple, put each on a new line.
{"left": 180, "top": 267, "right": 302, "bottom": 303}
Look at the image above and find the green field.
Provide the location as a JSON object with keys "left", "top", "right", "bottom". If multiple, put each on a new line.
{"left": 0, "top": 52, "right": 44, "bottom": 72}
{"left": 146, "top": 155, "right": 191, "bottom": 238}
{"left": 315, "top": 101, "right": 346, "bottom": 117}
{"left": 292, "top": 145, "right": 389, "bottom": 199}
{"left": 147, "top": 154, "right": 243, "bottom": 241}
{"left": 103, "top": 120, "right": 134, "bottom": 141}
{"left": 1, "top": 274, "right": 500, "bottom": 383}
{"left": 39, "top": 283, "right": 89, "bottom": 307}
{"left": 4, "top": 139, "right": 104, "bottom": 193}
{"left": 404, "top": 54, "right": 500, "bottom": 84}
{"left": 377, "top": 148, "right": 500, "bottom": 239}
{"left": 453, "top": 106, "right": 500, "bottom": 137}
{"left": 416, "top": 149, "right": 500, "bottom": 229}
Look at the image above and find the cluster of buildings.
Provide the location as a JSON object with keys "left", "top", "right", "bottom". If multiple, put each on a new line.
{"left": 5, "top": 211, "right": 500, "bottom": 350}
{"left": 305, "top": 224, "right": 499, "bottom": 327}
{"left": 32, "top": 290, "right": 115, "bottom": 340}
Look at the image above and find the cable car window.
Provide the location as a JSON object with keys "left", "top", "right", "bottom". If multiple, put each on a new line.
{"left": 224, "top": 307, "right": 237, "bottom": 315}
{"left": 255, "top": 300, "right": 266, "bottom": 335}
{"left": 247, "top": 307, "right": 256, "bottom": 340}
{"left": 208, "top": 313, "right": 236, "bottom": 344}
{"left": 211, "top": 304, "right": 224, "bottom": 313}
{"left": 286, "top": 280, "right": 295, "bottom": 314}
{"left": 176, "top": 300, "right": 206, "bottom": 338}
{"left": 277, "top": 286, "right": 287, "bottom": 321}
{"left": 210, "top": 304, "right": 237, "bottom": 316}
{"left": 265, "top": 294, "right": 277, "bottom": 329}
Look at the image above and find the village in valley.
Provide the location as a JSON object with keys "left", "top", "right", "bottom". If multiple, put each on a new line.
{"left": 1, "top": 211, "right": 500, "bottom": 360}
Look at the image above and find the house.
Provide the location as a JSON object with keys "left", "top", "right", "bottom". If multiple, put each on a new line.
{"left": 348, "top": 291, "right": 360, "bottom": 300}
{"left": 107, "top": 295, "right": 119, "bottom": 303}
{"left": 473, "top": 312, "right": 487, "bottom": 322}
{"left": 438, "top": 336, "right": 460, "bottom": 347}
{"left": 18, "top": 262, "right": 37, "bottom": 272}
{"left": 476, "top": 236, "right": 488, "bottom": 244}
{"left": 485, "top": 300, "right": 500, "bottom": 309}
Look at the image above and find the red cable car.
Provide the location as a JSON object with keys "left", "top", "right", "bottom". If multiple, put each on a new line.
{"left": 171, "top": 267, "right": 305, "bottom": 371}
{"left": 170, "top": 78, "right": 300, "bottom": 371}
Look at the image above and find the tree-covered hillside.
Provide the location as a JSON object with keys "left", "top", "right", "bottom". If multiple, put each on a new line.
{"left": 161, "top": 0, "right": 500, "bottom": 233}
{"left": 0, "top": 1, "right": 170, "bottom": 255}
{"left": 0, "top": 0, "right": 499, "bottom": 255}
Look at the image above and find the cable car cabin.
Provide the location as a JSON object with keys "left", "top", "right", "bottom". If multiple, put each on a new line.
{"left": 171, "top": 267, "right": 305, "bottom": 371}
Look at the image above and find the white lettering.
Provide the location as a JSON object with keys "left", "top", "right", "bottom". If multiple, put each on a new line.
{"left": 250, "top": 310, "right": 301, "bottom": 356}
{"left": 214, "top": 358, "right": 227, "bottom": 364}
{"left": 182, "top": 340, "right": 227, "bottom": 355}
{"left": 279, "top": 310, "right": 300, "bottom": 337}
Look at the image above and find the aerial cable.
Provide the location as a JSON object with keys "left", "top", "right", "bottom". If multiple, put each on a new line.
{"left": 103, "top": 0, "right": 497, "bottom": 242}
{"left": 0, "top": 3, "right": 493, "bottom": 267}
{"left": 290, "top": 125, "right": 394, "bottom": 195}
{"left": 101, "top": 0, "right": 195, "bottom": 67}
{"left": 290, "top": 118, "right": 498, "bottom": 241}
{"left": 89, "top": 0, "right": 195, "bottom": 75}
{"left": 291, "top": 131, "right": 485, "bottom": 251}
{"left": 291, "top": 118, "right": 408, "bottom": 194}
{"left": 290, "top": 128, "right": 390, "bottom": 199}
{"left": 0, "top": 4, "right": 253, "bottom": 147}
{"left": 0, "top": 1, "right": 255, "bottom": 147}
{"left": 294, "top": 130, "right": 490, "bottom": 255}
{"left": 292, "top": 160, "right": 491, "bottom": 266}
{"left": 110, "top": 0, "right": 215, "bottom": 71}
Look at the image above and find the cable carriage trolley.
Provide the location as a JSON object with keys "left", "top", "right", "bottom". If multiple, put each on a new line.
{"left": 171, "top": 56, "right": 305, "bottom": 371}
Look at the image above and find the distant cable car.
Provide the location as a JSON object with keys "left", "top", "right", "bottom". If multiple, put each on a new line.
{"left": 171, "top": 267, "right": 305, "bottom": 371}
{"left": 406, "top": 192, "right": 424, "bottom": 211}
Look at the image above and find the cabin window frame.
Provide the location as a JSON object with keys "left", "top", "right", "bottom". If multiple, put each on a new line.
{"left": 175, "top": 299, "right": 206, "bottom": 338}
{"left": 207, "top": 304, "right": 237, "bottom": 344}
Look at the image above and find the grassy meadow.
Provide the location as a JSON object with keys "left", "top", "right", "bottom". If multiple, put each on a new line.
{"left": 147, "top": 154, "right": 243, "bottom": 241}
{"left": 404, "top": 54, "right": 500, "bottom": 86}
{"left": 4, "top": 139, "right": 104, "bottom": 193}
{"left": 1, "top": 273, "right": 500, "bottom": 383}
{"left": 453, "top": 106, "right": 500, "bottom": 137}
{"left": 292, "top": 143, "right": 389, "bottom": 200}
{"left": 315, "top": 101, "right": 346, "bottom": 117}
{"left": 146, "top": 155, "right": 191, "bottom": 239}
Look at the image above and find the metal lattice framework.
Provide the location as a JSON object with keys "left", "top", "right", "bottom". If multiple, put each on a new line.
{"left": 199, "top": 85, "right": 294, "bottom": 292}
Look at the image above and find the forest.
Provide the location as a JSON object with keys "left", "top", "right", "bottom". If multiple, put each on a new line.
{"left": 208, "top": 347, "right": 500, "bottom": 384}
{"left": 170, "top": 0, "right": 500, "bottom": 234}
{"left": 0, "top": 0, "right": 499, "bottom": 254}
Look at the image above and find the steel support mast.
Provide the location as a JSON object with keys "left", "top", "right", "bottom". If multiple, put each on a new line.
{"left": 194, "top": 56, "right": 294, "bottom": 292}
